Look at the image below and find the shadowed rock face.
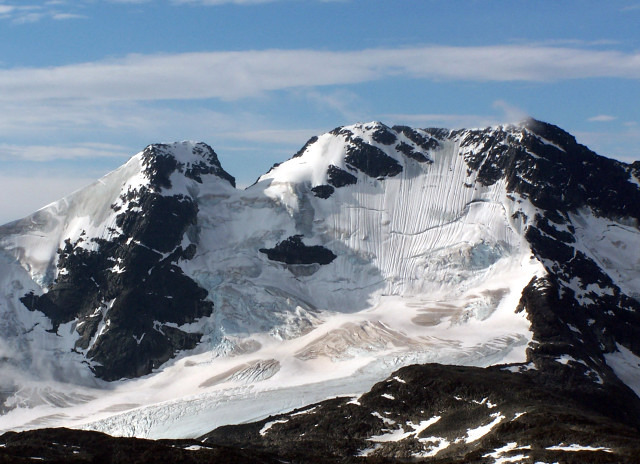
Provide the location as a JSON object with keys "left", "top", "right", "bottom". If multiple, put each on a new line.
{"left": 327, "top": 164, "right": 358, "bottom": 187}
{"left": 392, "top": 125, "right": 438, "bottom": 162}
{"left": 330, "top": 125, "right": 403, "bottom": 179}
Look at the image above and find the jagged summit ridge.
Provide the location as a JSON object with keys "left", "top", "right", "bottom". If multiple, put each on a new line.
{"left": 260, "top": 121, "right": 438, "bottom": 198}
{"left": 138, "top": 141, "right": 236, "bottom": 190}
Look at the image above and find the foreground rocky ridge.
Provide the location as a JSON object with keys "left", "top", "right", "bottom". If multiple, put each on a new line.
{"left": 0, "top": 427, "right": 280, "bottom": 464}
{"left": 203, "top": 364, "right": 640, "bottom": 463}
{"left": 2, "top": 364, "right": 639, "bottom": 463}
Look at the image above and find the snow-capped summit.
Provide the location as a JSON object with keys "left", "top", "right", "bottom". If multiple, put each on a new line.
{"left": 0, "top": 119, "right": 639, "bottom": 446}
{"left": 259, "top": 121, "right": 434, "bottom": 197}
{"left": 135, "top": 141, "right": 236, "bottom": 192}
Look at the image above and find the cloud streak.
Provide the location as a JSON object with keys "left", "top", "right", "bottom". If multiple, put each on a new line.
{"left": 0, "top": 1, "right": 85, "bottom": 23}
{"left": 0, "top": 45, "right": 639, "bottom": 104}
{"left": 588, "top": 114, "right": 617, "bottom": 122}
{"left": 172, "top": 0, "right": 288, "bottom": 4}
{"left": 0, "top": 142, "right": 131, "bottom": 162}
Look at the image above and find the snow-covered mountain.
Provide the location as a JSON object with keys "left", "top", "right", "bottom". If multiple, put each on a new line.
{"left": 1, "top": 119, "right": 639, "bottom": 458}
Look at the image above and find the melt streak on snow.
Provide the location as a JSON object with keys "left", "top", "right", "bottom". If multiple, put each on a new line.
{"left": 1, "top": 124, "right": 547, "bottom": 437}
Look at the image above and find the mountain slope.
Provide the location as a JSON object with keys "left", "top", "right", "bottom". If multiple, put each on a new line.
{"left": 0, "top": 119, "right": 639, "bottom": 449}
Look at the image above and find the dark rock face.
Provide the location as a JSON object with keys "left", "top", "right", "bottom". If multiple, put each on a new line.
{"left": 330, "top": 126, "right": 403, "bottom": 179}
{"left": 459, "top": 120, "right": 640, "bottom": 218}
{"left": 393, "top": 125, "right": 439, "bottom": 153}
{"left": 140, "top": 142, "right": 236, "bottom": 188}
{"left": 309, "top": 165, "right": 357, "bottom": 199}
{"left": 18, "top": 143, "right": 235, "bottom": 381}
{"left": 260, "top": 235, "right": 336, "bottom": 265}
{"left": 394, "top": 141, "right": 431, "bottom": 163}
{"left": 345, "top": 137, "right": 403, "bottom": 179}
{"left": 327, "top": 164, "right": 357, "bottom": 188}
{"left": 311, "top": 184, "right": 335, "bottom": 199}
{"left": 0, "top": 428, "right": 280, "bottom": 464}
{"left": 203, "top": 364, "right": 640, "bottom": 463}
{"left": 370, "top": 125, "right": 397, "bottom": 145}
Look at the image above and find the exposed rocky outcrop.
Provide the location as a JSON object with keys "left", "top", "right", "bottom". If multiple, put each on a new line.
{"left": 203, "top": 364, "right": 640, "bottom": 463}
{"left": 260, "top": 235, "right": 336, "bottom": 265}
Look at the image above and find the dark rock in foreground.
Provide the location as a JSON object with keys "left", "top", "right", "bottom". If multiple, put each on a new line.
{"left": 203, "top": 364, "right": 640, "bottom": 463}
{"left": 0, "top": 428, "right": 279, "bottom": 464}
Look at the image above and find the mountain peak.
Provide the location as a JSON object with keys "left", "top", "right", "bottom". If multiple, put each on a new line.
{"left": 140, "top": 141, "right": 236, "bottom": 190}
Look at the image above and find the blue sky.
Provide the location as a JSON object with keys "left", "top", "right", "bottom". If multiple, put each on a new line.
{"left": 0, "top": 0, "right": 639, "bottom": 223}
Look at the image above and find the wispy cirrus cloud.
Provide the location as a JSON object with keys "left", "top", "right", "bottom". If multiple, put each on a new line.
{"left": 0, "top": 43, "right": 638, "bottom": 161}
{"left": 0, "top": 142, "right": 131, "bottom": 162}
{"left": 0, "top": 1, "right": 85, "bottom": 23}
{"left": 588, "top": 114, "right": 617, "bottom": 122}
{"left": 172, "top": 0, "right": 286, "bottom": 4}
{"left": 620, "top": 4, "right": 640, "bottom": 11}
{"left": 0, "top": 45, "right": 639, "bottom": 104}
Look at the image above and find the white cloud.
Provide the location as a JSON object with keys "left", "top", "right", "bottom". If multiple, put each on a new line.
{"left": 0, "top": 142, "right": 131, "bottom": 162}
{"left": 492, "top": 100, "right": 529, "bottom": 123}
{"left": 588, "top": 114, "right": 617, "bottom": 122}
{"left": 621, "top": 4, "right": 640, "bottom": 11}
{"left": 220, "top": 128, "right": 321, "bottom": 145}
{"left": 0, "top": 45, "right": 638, "bottom": 104}
{"left": 0, "top": 1, "right": 87, "bottom": 23}
{"left": 301, "top": 89, "right": 368, "bottom": 122}
{"left": 52, "top": 12, "right": 87, "bottom": 20}
{"left": 172, "top": 0, "right": 282, "bottom": 4}
{"left": 383, "top": 102, "right": 530, "bottom": 130}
